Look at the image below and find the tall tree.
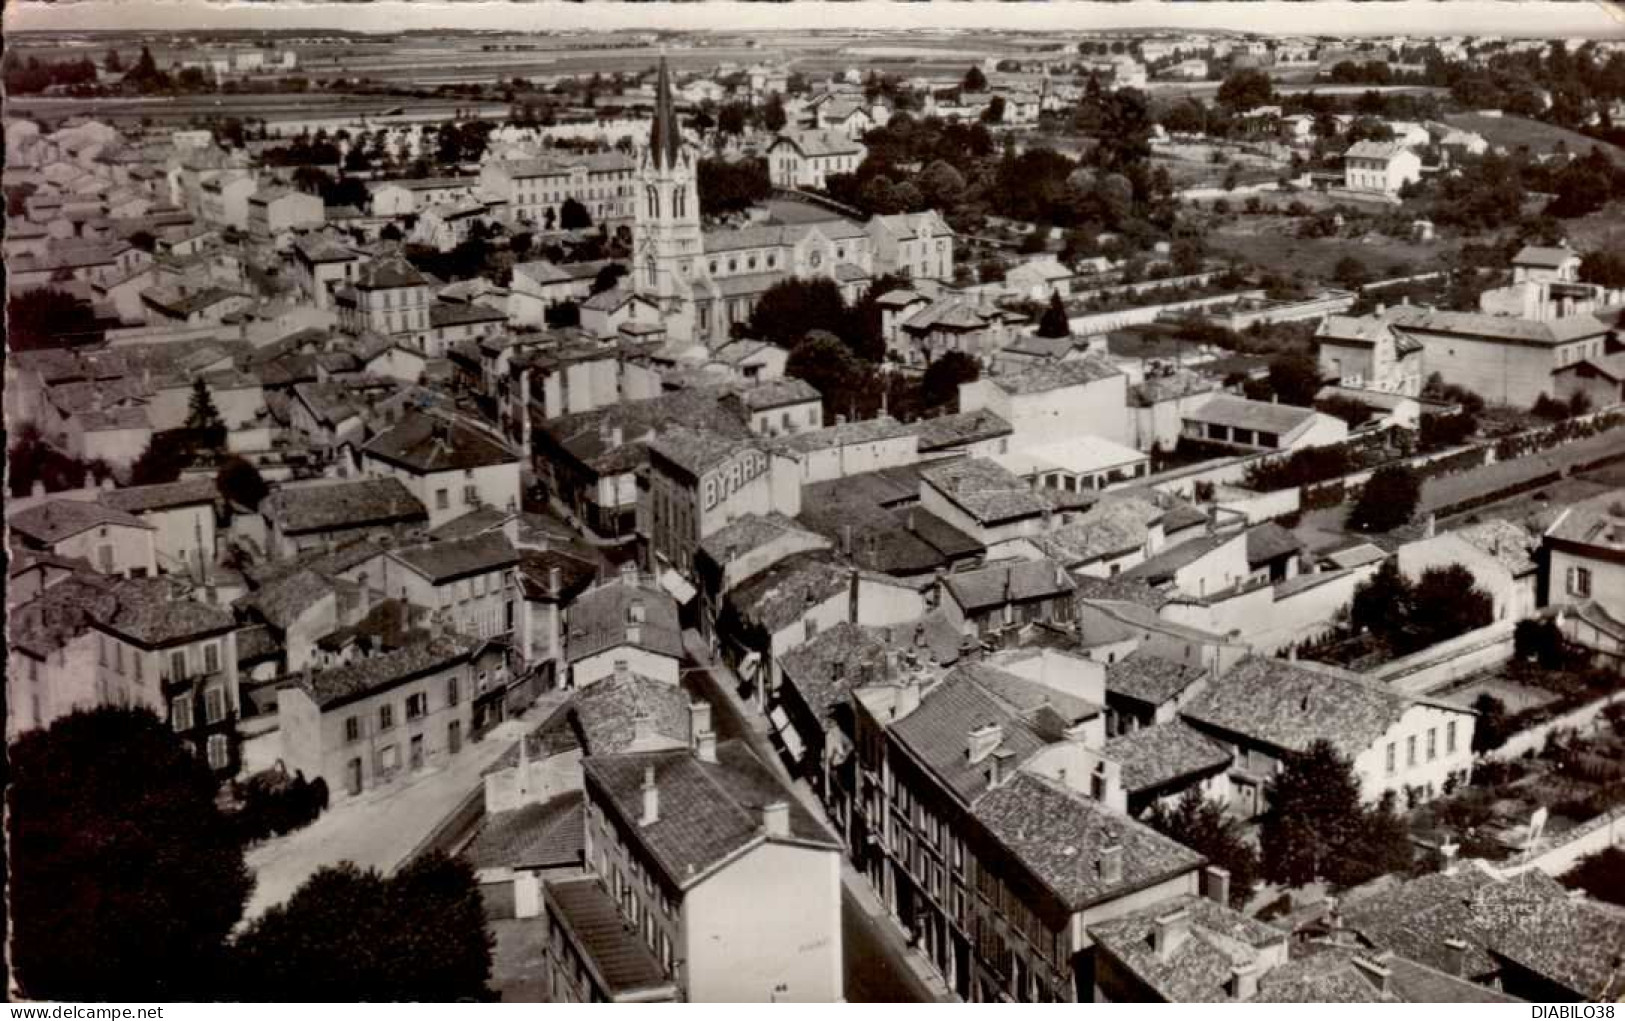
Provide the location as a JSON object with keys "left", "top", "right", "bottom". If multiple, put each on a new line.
{"left": 1145, "top": 789, "right": 1261, "bottom": 907}
{"left": 1348, "top": 464, "right": 1422, "bottom": 533}
{"left": 10, "top": 708, "right": 252, "bottom": 1000}
{"left": 1036, "top": 291, "right": 1072, "bottom": 339}
{"left": 233, "top": 853, "right": 492, "bottom": 1001}
{"left": 559, "top": 197, "right": 591, "bottom": 231}
{"left": 785, "top": 330, "right": 873, "bottom": 423}
{"left": 962, "top": 65, "right": 988, "bottom": 93}
{"left": 187, "top": 378, "right": 226, "bottom": 436}
{"left": 763, "top": 92, "right": 787, "bottom": 133}
{"left": 217, "top": 455, "right": 268, "bottom": 510}
{"left": 920, "top": 351, "right": 981, "bottom": 414}
{"left": 1266, "top": 352, "right": 1324, "bottom": 407}
{"left": 1216, "top": 68, "right": 1275, "bottom": 114}
{"left": 746, "top": 277, "right": 851, "bottom": 350}
{"left": 1260, "top": 739, "right": 1365, "bottom": 889}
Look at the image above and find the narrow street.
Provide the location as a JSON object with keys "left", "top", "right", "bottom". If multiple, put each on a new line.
{"left": 680, "top": 635, "right": 951, "bottom": 1003}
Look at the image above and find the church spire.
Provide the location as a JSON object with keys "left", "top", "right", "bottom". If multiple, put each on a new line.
{"left": 650, "top": 54, "right": 681, "bottom": 170}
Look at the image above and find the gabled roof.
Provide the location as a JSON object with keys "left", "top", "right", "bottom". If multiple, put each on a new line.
{"left": 11, "top": 499, "right": 154, "bottom": 545}
{"left": 362, "top": 412, "right": 518, "bottom": 475}
{"left": 99, "top": 477, "right": 218, "bottom": 514}
{"left": 582, "top": 741, "right": 838, "bottom": 890}
{"left": 725, "top": 551, "right": 850, "bottom": 635}
{"left": 1246, "top": 522, "right": 1305, "bottom": 567}
{"left": 943, "top": 557, "right": 1074, "bottom": 613}
{"left": 1512, "top": 244, "right": 1579, "bottom": 269}
{"left": 1386, "top": 304, "right": 1610, "bottom": 347}
{"left": 1185, "top": 395, "right": 1317, "bottom": 436}
{"left": 1103, "top": 720, "right": 1231, "bottom": 794}
{"left": 542, "top": 876, "right": 673, "bottom": 999}
{"left": 920, "top": 457, "right": 1050, "bottom": 525}
{"left": 1088, "top": 893, "right": 1286, "bottom": 1002}
{"left": 567, "top": 575, "right": 683, "bottom": 664}
{"left": 388, "top": 532, "right": 519, "bottom": 584}
{"left": 92, "top": 576, "right": 236, "bottom": 648}
{"left": 888, "top": 670, "right": 1049, "bottom": 805}
{"left": 1106, "top": 652, "right": 1208, "bottom": 708}
{"left": 292, "top": 634, "right": 476, "bottom": 710}
{"left": 972, "top": 772, "right": 1205, "bottom": 912}
{"left": 988, "top": 355, "right": 1122, "bottom": 395}
{"left": 259, "top": 478, "right": 427, "bottom": 535}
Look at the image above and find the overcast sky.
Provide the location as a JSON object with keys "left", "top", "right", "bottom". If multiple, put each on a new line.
{"left": 7, "top": 1, "right": 1623, "bottom": 39}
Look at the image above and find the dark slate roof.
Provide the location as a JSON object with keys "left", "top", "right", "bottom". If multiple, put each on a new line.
{"left": 11, "top": 499, "right": 154, "bottom": 545}
{"left": 429, "top": 300, "right": 507, "bottom": 328}
{"left": 566, "top": 575, "right": 683, "bottom": 664}
{"left": 92, "top": 576, "right": 236, "bottom": 647}
{"left": 291, "top": 634, "right": 476, "bottom": 710}
{"left": 911, "top": 409, "right": 1012, "bottom": 452}
{"left": 463, "top": 792, "right": 585, "bottom": 871}
{"left": 516, "top": 549, "right": 600, "bottom": 602}
{"left": 99, "top": 477, "right": 218, "bottom": 514}
{"left": 1106, "top": 652, "right": 1208, "bottom": 708}
{"left": 725, "top": 551, "right": 850, "bottom": 635}
{"left": 972, "top": 772, "right": 1205, "bottom": 911}
{"left": 10, "top": 573, "right": 116, "bottom": 659}
{"left": 235, "top": 623, "right": 281, "bottom": 664}
{"left": 1088, "top": 893, "right": 1287, "bottom": 1002}
{"left": 363, "top": 412, "right": 518, "bottom": 475}
{"left": 354, "top": 253, "right": 428, "bottom": 291}
{"left": 582, "top": 740, "right": 839, "bottom": 889}
{"left": 316, "top": 598, "right": 430, "bottom": 655}
{"left": 1103, "top": 721, "right": 1232, "bottom": 794}
{"left": 544, "top": 876, "right": 674, "bottom": 998}
{"left": 260, "top": 477, "right": 428, "bottom": 535}
{"left": 943, "top": 557, "right": 1074, "bottom": 613}
{"left": 1181, "top": 657, "right": 1441, "bottom": 760}
{"left": 389, "top": 532, "right": 518, "bottom": 584}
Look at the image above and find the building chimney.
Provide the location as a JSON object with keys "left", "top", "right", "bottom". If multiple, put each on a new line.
{"left": 958, "top": 633, "right": 981, "bottom": 663}
{"left": 688, "top": 700, "right": 713, "bottom": 746}
{"left": 1152, "top": 908, "right": 1192, "bottom": 961}
{"left": 696, "top": 728, "right": 717, "bottom": 764}
{"left": 1098, "top": 843, "right": 1123, "bottom": 886}
{"left": 1440, "top": 839, "right": 1459, "bottom": 876}
{"left": 548, "top": 564, "right": 562, "bottom": 595}
{"left": 1352, "top": 954, "right": 1392, "bottom": 996}
{"left": 1229, "top": 964, "right": 1259, "bottom": 1002}
{"left": 640, "top": 765, "right": 659, "bottom": 825}
{"left": 762, "top": 800, "right": 790, "bottom": 837}
{"left": 609, "top": 425, "right": 623, "bottom": 448}
{"left": 1442, "top": 938, "right": 1468, "bottom": 978}
{"left": 894, "top": 678, "right": 921, "bottom": 719}
{"left": 989, "top": 748, "right": 1014, "bottom": 788}
{"left": 613, "top": 658, "right": 630, "bottom": 683}
{"left": 1203, "top": 865, "right": 1232, "bottom": 907}
{"left": 967, "top": 722, "right": 1003, "bottom": 763}
{"left": 619, "top": 560, "right": 638, "bottom": 584}
{"left": 1424, "top": 513, "right": 1436, "bottom": 539}
{"left": 842, "top": 524, "right": 853, "bottom": 556}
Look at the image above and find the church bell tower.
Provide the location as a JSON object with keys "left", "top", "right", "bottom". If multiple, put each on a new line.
{"left": 635, "top": 55, "right": 708, "bottom": 343}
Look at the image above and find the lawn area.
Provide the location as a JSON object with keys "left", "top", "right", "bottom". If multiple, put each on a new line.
{"left": 1443, "top": 112, "right": 1625, "bottom": 161}
{"left": 1207, "top": 218, "right": 1458, "bottom": 281}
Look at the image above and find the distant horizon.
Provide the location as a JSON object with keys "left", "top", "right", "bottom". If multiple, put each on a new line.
{"left": 7, "top": 1, "right": 1624, "bottom": 40}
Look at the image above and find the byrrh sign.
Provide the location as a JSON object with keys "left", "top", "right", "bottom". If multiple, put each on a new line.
{"left": 701, "top": 448, "right": 768, "bottom": 512}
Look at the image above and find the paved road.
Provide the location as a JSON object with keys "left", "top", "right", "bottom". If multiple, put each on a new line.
{"left": 679, "top": 644, "right": 946, "bottom": 1003}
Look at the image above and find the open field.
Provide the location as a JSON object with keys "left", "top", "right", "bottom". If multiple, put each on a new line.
{"left": 1207, "top": 218, "right": 1458, "bottom": 280}
{"left": 1444, "top": 112, "right": 1625, "bottom": 161}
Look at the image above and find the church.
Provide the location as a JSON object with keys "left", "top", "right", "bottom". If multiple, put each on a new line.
{"left": 634, "top": 57, "right": 956, "bottom": 348}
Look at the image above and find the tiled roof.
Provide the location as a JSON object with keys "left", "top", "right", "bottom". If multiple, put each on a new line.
{"left": 259, "top": 478, "right": 427, "bottom": 535}
{"left": 1106, "top": 652, "right": 1208, "bottom": 708}
{"left": 1317, "top": 314, "right": 1395, "bottom": 347}
{"left": 566, "top": 575, "right": 683, "bottom": 664}
{"left": 354, "top": 253, "right": 428, "bottom": 291}
{"left": 242, "top": 569, "right": 336, "bottom": 630}
{"left": 779, "top": 622, "right": 894, "bottom": 722}
{"left": 734, "top": 377, "right": 821, "bottom": 412}
{"left": 1246, "top": 522, "right": 1304, "bottom": 567}
{"left": 1324, "top": 542, "right": 1387, "bottom": 569}
{"left": 92, "top": 576, "right": 236, "bottom": 647}
{"left": 725, "top": 551, "right": 850, "bottom": 635}
{"left": 990, "top": 355, "right": 1121, "bottom": 395}
{"left": 1256, "top": 948, "right": 1400, "bottom": 1002}
{"left": 957, "top": 660, "right": 1101, "bottom": 737}
{"left": 912, "top": 409, "right": 1013, "bottom": 452}
{"left": 889, "top": 670, "right": 1049, "bottom": 804}
{"left": 972, "top": 772, "right": 1205, "bottom": 911}
{"left": 1088, "top": 894, "right": 1286, "bottom": 1002}
{"left": 698, "top": 512, "right": 826, "bottom": 566}
{"left": 1488, "top": 890, "right": 1625, "bottom": 1000}
{"left": 9, "top": 573, "right": 115, "bottom": 659}
{"left": 544, "top": 877, "right": 675, "bottom": 997}
{"left": 1512, "top": 244, "right": 1578, "bottom": 268}
{"left": 516, "top": 549, "right": 600, "bottom": 602}
{"left": 570, "top": 670, "right": 693, "bottom": 755}
{"left": 920, "top": 457, "right": 1049, "bottom": 525}
{"left": 463, "top": 792, "right": 585, "bottom": 871}
{"left": 583, "top": 741, "right": 839, "bottom": 889}
{"left": 388, "top": 532, "right": 518, "bottom": 584}
{"left": 768, "top": 415, "right": 913, "bottom": 456}
{"left": 363, "top": 412, "right": 518, "bottom": 474}
{"left": 943, "top": 557, "right": 1073, "bottom": 613}
{"left": 235, "top": 623, "right": 281, "bottom": 664}
{"left": 1547, "top": 488, "right": 1625, "bottom": 552}
{"left": 99, "top": 477, "right": 218, "bottom": 514}
{"left": 647, "top": 426, "right": 760, "bottom": 478}
{"left": 1186, "top": 395, "right": 1316, "bottom": 436}
{"left": 1387, "top": 304, "right": 1610, "bottom": 347}
{"left": 11, "top": 499, "right": 154, "bottom": 545}
{"left": 1181, "top": 657, "right": 1427, "bottom": 759}
{"left": 428, "top": 300, "right": 507, "bottom": 328}
{"left": 1103, "top": 721, "right": 1231, "bottom": 794}
{"left": 1036, "top": 498, "right": 1156, "bottom": 565}
{"left": 1449, "top": 518, "right": 1537, "bottom": 575}
{"left": 292, "top": 634, "right": 475, "bottom": 710}
{"left": 316, "top": 598, "right": 430, "bottom": 656}
{"left": 1344, "top": 139, "right": 1412, "bottom": 160}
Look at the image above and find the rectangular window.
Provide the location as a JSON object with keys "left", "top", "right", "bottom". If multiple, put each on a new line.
{"left": 345, "top": 716, "right": 361, "bottom": 743}
{"left": 1447, "top": 721, "right": 1458, "bottom": 754}
{"left": 115, "top": 643, "right": 125, "bottom": 675}
{"left": 380, "top": 703, "right": 395, "bottom": 731}
{"left": 1406, "top": 734, "right": 1417, "bottom": 767}
{"left": 171, "top": 649, "right": 188, "bottom": 681}
{"left": 1568, "top": 566, "right": 1592, "bottom": 598}
{"left": 204, "top": 687, "right": 226, "bottom": 724}
{"left": 206, "top": 734, "right": 229, "bottom": 771}
{"left": 172, "top": 696, "right": 194, "bottom": 733}
{"left": 204, "top": 642, "right": 220, "bottom": 675}
{"left": 1385, "top": 741, "right": 1396, "bottom": 774}
{"left": 436, "top": 489, "right": 450, "bottom": 510}
{"left": 406, "top": 692, "right": 427, "bottom": 720}
{"left": 1427, "top": 728, "right": 1437, "bottom": 761}
{"left": 446, "top": 676, "right": 460, "bottom": 707}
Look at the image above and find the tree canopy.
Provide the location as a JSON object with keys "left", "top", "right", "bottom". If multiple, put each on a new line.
{"left": 1145, "top": 789, "right": 1261, "bottom": 908}
{"left": 1217, "top": 69, "right": 1275, "bottom": 114}
{"left": 745, "top": 277, "right": 853, "bottom": 351}
{"left": 1036, "top": 291, "right": 1072, "bottom": 339}
{"left": 920, "top": 351, "right": 981, "bottom": 414}
{"left": 10, "top": 708, "right": 253, "bottom": 1000}
{"left": 1260, "top": 739, "right": 1410, "bottom": 890}
{"left": 1348, "top": 463, "right": 1422, "bottom": 533}
{"left": 697, "top": 156, "right": 772, "bottom": 218}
